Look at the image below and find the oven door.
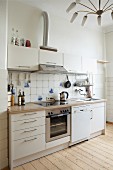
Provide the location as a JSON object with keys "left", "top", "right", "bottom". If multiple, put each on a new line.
{"left": 46, "top": 112, "right": 70, "bottom": 142}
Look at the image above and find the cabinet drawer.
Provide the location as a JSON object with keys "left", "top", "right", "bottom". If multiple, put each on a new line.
{"left": 11, "top": 111, "right": 45, "bottom": 121}
{"left": 14, "top": 134, "right": 45, "bottom": 160}
{"left": 12, "top": 117, "right": 45, "bottom": 131}
{"left": 13, "top": 125, "right": 45, "bottom": 140}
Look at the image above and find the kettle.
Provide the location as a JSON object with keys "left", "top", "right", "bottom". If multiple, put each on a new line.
{"left": 60, "top": 91, "right": 69, "bottom": 101}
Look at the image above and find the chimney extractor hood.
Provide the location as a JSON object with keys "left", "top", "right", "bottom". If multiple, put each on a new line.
{"left": 40, "top": 11, "right": 57, "bottom": 52}
{"left": 38, "top": 64, "right": 68, "bottom": 74}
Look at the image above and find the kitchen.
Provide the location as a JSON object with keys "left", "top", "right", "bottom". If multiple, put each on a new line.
{"left": 1, "top": 0, "right": 113, "bottom": 170}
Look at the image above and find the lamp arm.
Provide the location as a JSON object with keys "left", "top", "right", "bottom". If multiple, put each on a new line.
{"left": 79, "top": 3, "right": 96, "bottom": 12}
{"left": 104, "top": 3, "right": 113, "bottom": 11}
{"left": 102, "top": 0, "right": 110, "bottom": 10}
{"left": 88, "top": 0, "right": 97, "bottom": 11}
{"left": 86, "top": 12, "right": 97, "bottom": 15}
{"left": 99, "top": 0, "right": 101, "bottom": 10}
{"left": 104, "top": 8, "right": 113, "bottom": 13}
{"left": 77, "top": 10, "right": 91, "bottom": 13}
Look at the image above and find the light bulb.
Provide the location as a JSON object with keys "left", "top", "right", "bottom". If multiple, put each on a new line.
{"left": 97, "top": 15, "right": 101, "bottom": 26}
{"left": 66, "top": 2, "right": 76, "bottom": 13}
{"left": 111, "top": 11, "right": 113, "bottom": 20}
{"left": 81, "top": 16, "right": 87, "bottom": 26}
{"left": 70, "top": 12, "right": 78, "bottom": 23}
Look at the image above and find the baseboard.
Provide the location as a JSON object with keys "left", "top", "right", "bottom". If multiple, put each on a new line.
{"left": 106, "top": 121, "right": 113, "bottom": 124}
{"left": 2, "top": 167, "right": 9, "bottom": 170}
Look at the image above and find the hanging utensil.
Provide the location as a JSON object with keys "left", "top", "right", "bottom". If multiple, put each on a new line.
{"left": 64, "top": 75, "right": 71, "bottom": 88}
{"left": 17, "top": 73, "right": 21, "bottom": 86}
{"left": 27, "top": 73, "right": 31, "bottom": 83}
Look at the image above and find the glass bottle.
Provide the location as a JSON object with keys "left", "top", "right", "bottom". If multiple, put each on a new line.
{"left": 18, "top": 90, "right": 22, "bottom": 106}
{"left": 21, "top": 91, "right": 25, "bottom": 105}
{"left": 15, "top": 30, "right": 20, "bottom": 46}
{"left": 11, "top": 28, "right": 16, "bottom": 45}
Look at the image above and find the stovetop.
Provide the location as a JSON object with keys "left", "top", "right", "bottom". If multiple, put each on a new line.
{"left": 35, "top": 100, "right": 68, "bottom": 107}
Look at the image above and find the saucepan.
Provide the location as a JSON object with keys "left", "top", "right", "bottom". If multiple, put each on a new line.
{"left": 64, "top": 75, "right": 71, "bottom": 88}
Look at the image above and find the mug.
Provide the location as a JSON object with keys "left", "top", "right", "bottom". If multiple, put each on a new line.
{"left": 26, "top": 40, "right": 31, "bottom": 47}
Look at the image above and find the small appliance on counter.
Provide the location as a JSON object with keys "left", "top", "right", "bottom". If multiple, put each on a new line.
{"left": 60, "top": 91, "right": 69, "bottom": 101}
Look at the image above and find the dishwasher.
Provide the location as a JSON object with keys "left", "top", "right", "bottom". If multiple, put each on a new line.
{"left": 70, "top": 105, "right": 92, "bottom": 145}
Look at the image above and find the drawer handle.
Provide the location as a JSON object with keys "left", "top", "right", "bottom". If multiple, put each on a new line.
{"left": 24, "top": 129, "right": 37, "bottom": 133}
{"left": 24, "top": 113, "right": 37, "bottom": 116}
{"left": 24, "top": 138, "right": 37, "bottom": 142}
{"left": 46, "top": 62, "right": 56, "bottom": 64}
{"left": 24, "top": 120, "right": 37, "bottom": 123}
{"left": 80, "top": 110, "right": 84, "bottom": 111}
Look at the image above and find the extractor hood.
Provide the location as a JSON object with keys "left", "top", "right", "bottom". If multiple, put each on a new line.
{"left": 38, "top": 64, "right": 68, "bottom": 74}
{"left": 40, "top": 11, "right": 57, "bottom": 52}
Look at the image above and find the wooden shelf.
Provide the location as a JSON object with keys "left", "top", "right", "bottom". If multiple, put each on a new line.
{"left": 97, "top": 60, "right": 109, "bottom": 64}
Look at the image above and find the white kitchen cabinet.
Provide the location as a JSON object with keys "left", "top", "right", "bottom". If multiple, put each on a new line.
{"left": 9, "top": 110, "right": 46, "bottom": 170}
{"left": 14, "top": 134, "right": 45, "bottom": 160}
{"left": 8, "top": 44, "right": 38, "bottom": 71}
{"left": 90, "top": 102, "right": 105, "bottom": 134}
{"left": 39, "top": 49, "right": 63, "bottom": 66}
{"left": 64, "top": 53, "right": 82, "bottom": 73}
{"left": 82, "top": 57, "right": 97, "bottom": 74}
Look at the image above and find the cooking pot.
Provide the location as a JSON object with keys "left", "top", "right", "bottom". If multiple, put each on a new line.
{"left": 60, "top": 91, "right": 69, "bottom": 101}
{"left": 64, "top": 75, "right": 71, "bottom": 88}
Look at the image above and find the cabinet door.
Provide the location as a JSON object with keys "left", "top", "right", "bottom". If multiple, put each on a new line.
{"left": 71, "top": 106, "right": 91, "bottom": 143}
{"left": 64, "top": 53, "right": 82, "bottom": 73}
{"left": 82, "top": 57, "right": 97, "bottom": 74}
{"left": 14, "top": 134, "right": 45, "bottom": 160}
{"left": 39, "top": 49, "right": 63, "bottom": 66}
{"left": 91, "top": 105, "right": 105, "bottom": 134}
{"left": 8, "top": 44, "right": 38, "bottom": 70}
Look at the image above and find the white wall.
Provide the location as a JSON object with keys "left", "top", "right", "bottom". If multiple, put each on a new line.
{"left": 0, "top": 0, "right": 8, "bottom": 169}
{"left": 8, "top": 1, "right": 42, "bottom": 48}
{"left": 8, "top": 1, "right": 105, "bottom": 100}
{"left": 105, "top": 29, "right": 113, "bottom": 122}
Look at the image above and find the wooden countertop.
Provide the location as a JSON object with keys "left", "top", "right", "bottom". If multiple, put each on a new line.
{"left": 8, "top": 99, "right": 107, "bottom": 115}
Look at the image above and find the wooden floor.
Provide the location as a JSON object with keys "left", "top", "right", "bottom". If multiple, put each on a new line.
{"left": 11, "top": 124, "right": 113, "bottom": 170}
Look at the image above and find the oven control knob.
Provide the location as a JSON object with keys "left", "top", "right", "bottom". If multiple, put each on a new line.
{"left": 63, "top": 110, "right": 65, "bottom": 112}
{"left": 60, "top": 110, "right": 62, "bottom": 113}
{"left": 51, "top": 112, "right": 53, "bottom": 115}
{"left": 48, "top": 112, "right": 50, "bottom": 115}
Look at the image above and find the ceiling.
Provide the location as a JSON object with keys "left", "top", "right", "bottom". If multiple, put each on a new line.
{"left": 16, "top": 0, "right": 113, "bottom": 28}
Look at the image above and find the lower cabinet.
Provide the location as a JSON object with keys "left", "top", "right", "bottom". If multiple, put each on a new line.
{"left": 14, "top": 134, "right": 45, "bottom": 160}
{"left": 90, "top": 103, "right": 105, "bottom": 134}
{"left": 9, "top": 111, "right": 46, "bottom": 169}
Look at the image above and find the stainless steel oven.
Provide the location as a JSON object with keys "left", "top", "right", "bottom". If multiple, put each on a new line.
{"left": 46, "top": 107, "right": 70, "bottom": 142}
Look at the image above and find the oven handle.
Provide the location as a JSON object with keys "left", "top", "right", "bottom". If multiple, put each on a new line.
{"left": 46, "top": 112, "right": 70, "bottom": 118}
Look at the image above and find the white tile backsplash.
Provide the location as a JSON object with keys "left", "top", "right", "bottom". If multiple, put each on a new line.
{"left": 9, "top": 72, "right": 105, "bottom": 103}
{"left": 42, "top": 87, "right": 49, "bottom": 95}
{"left": 105, "top": 77, "right": 113, "bottom": 122}
{"left": 37, "top": 74, "right": 43, "bottom": 81}
{"left": 37, "top": 88, "right": 43, "bottom": 95}
{"left": 31, "top": 80, "right": 37, "bottom": 88}
{"left": 37, "top": 80, "right": 43, "bottom": 88}
{"left": 31, "top": 88, "right": 37, "bottom": 95}
{"left": 42, "top": 80, "right": 49, "bottom": 88}
{"left": 31, "top": 73, "right": 37, "bottom": 81}
{"left": 42, "top": 74, "right": 49, "bottom": 81}
{"left": 48, "top": 74, "right": 54, "bottom": 81}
